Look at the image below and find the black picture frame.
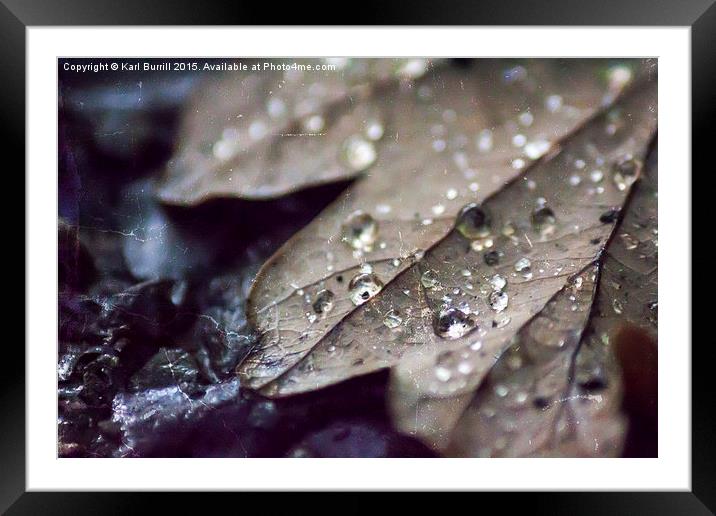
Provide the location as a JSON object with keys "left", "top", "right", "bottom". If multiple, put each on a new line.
{"left": 5, "top": 0, "right": 709, "bottom": 512}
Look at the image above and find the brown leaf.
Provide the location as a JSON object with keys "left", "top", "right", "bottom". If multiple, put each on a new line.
{"left": 157, "top": 58, "right": 442, "bottom": 204}
{"left": 438, "top": 140, "right": 658, "bottom": 456}
{"left": 239, "top": 63, "right": 656, "bottom": 455}
{"left": 239, "top": 59, "right": 646, "bottom": 394}
{"left": 157, "top": 59, "right": 628, "bottom": 205}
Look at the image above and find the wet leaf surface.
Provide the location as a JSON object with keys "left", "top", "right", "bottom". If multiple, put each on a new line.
{"left": 239, "top": 64, "right": 656, "bottom": 456}
{"left": 239, "top": 66, "right": 657, "bottom": 409}
{"left": 240, "top": 59, "right": 646, "bottom": 391}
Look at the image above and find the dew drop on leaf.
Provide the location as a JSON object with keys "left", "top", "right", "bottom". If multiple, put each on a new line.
{"left": 342, "top": 135, "right": 377, "bottom": 172}
{"left": 524, "top": 139, "right": 551, "bottom": 159}
{"left": 612, "top": 155, "right": 641, "bottom": 191}
{"left": 364, "top": 119, "right": 385, "bottom": 141}
{"left": 612, "top": 299, "right": 624, "bottom": 314}
{"left": 348, "top": 272, "right": 383, "bottom": 306}
{"left": 484, "top": 250, "right": 500, "bottom": 266}
{"left": 455, "top": 203, "right": 491, "bottom": 240}
{"left": 488, "top": 290, "right": 509, "bottom": 312}
{"left": 312, "top": 289, "right": 335, "bottom": 315}
{"left": 492, "top": 313, "right": 511, "bottom": 328}
{"left": 531, "top": 206, "right": 557, "bottom": 236}
{"left": 421, "top": 269, "right": 440, "bottom": 289}
{"left": 514, "top": 257, "right": 532, "bottom": 278}
{"left": 434, "top": 308, "right": 476, "bottom": 339}
{"left": 341, "top": 210, "right": 378, "bottom": 250}
{"left": 490, "top": 274, "right": 507, "bottom": 291}
{"left": 383, "top": 309, "right": 403, "bottom": 329}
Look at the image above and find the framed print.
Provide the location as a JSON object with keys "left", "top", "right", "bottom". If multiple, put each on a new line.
{"left": 7, "top": 0, "right": 711, "bottom": 512}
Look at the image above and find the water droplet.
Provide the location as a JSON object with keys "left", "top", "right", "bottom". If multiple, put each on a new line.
{"left": 446, "top": 188, "right": 458, "bottom": 200}
{"left": 470, "top": 237, "right": 494, "bottom": 252}
{"left": 489, "top": 291, "right": 509, "bottom": 312}
{"left": 303, "top": 115, "right": 325, "bottom": 133}
{"left": 612, "top": 155, "right": 641, "bottom": 191}
{"left": 365, "top": 119, "right": 384, "bottom": 141}
{"left": 342, "top": 136, "right": 377, "bottom": 172}
{"left": 348, "top": 273, "right": 383, "bottom": 306}
{"left": 383, "top": 309, "right": 403, "bottom": 329}
{"left": 484, "top": 250, "right": 500, "bottom": 266}
{"left": 398, "top": 59, "right": 428, "bottom": 79}
{"left": 490, "top": 274, "right": 507, "bottom": 291}
{"left": 457, "top": 361, "right": 473, "bottom": 375}
{"left": 421, "top": 269, "right": 440, "bottom": 289}
{"left": 492, "top": 313, "right": 511, "bottom": 328}
{"left": 267, "top": 97, "right": 287, "bottom": 118}
{"left": 524, "top": 139, "right": 551, "bottom": 159}
{"left": 494, "top": 384, "right": 510, "bottom": 397}
{"left": 514, "top": 257, "right": 532, "bottom": 279}
{"left": 477, "top": 129, "right": 493, "bottom": 152}
{"left": 502, "top": 222, "right": 517, "bottom": 237}
{"left": 545, "top": 94, "right": 563, "bottom": 113}
{"left": 512, "top": 158, "right": 526, "bottom": 170}
{"left": 519, "top": 111, "right": 534, "bottom": 127}
{"left": 607, "top": 64, "right": 633, "bottom": 90}
{"left": 503, "top": 65, "right": 527, "bottom": 83}
{"left": 512, "top": 134, "right": 527, "bottom": 147}
{"left": 434, "top": 308, "right": 476, "bottom": 339}
{"left": 612, "top": 299, "right": 623, "bottom": 314}
{"left": 341, "top": 210, "right": 378, "bottom": 250}
{"left": 531, "top": 206, "right": 557, "bottom": 236}
{"left": 312, "top": 289, "right": 335, "bottom": 315}
{"left": 431, "top": 204, "right": 445, "bottom": 216}
{"left": 620, "top": 233, "right": 639, "bottom": 250}
{"left": 590, "top": 169, "right": 604, "bottom": 183}
{"left": 435, "top": 366, "right": 452, "bottom": 382}
{"left": 456, "top": 203, "right": 491, "bottom": 239}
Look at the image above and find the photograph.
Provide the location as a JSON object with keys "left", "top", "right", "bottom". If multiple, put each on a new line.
{"left": 57, "top": 57, "right": 659, "bottom": 459}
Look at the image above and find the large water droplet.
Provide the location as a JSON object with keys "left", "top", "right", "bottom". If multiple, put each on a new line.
{"left": 531, "top": 206, "right": 557, "bottom": 236}
{"left": 456, "top": 203, "right": 491, "bottom": 240}
{"left": 348, "top": 272, "right": 383, "bottom": 306}
{"left": 341, "top": 210, "right": 378, "bottom": 250}
{"left": 489, "top": 290, "right": 509, "bottom": 312}
{"left": 434, "top": 308, "right": 475, "bottom": 339}
{"left": 421, "top": 269, "right": 440, "bottom": 289}
{"left": 612, "top": 155, "right": 641, "bottom": 191}
{"left": 342, "top": 135, "right": 377, "bottom": 171}
{"left": 312, "top": 289, "right": 335, "bottom": 315}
